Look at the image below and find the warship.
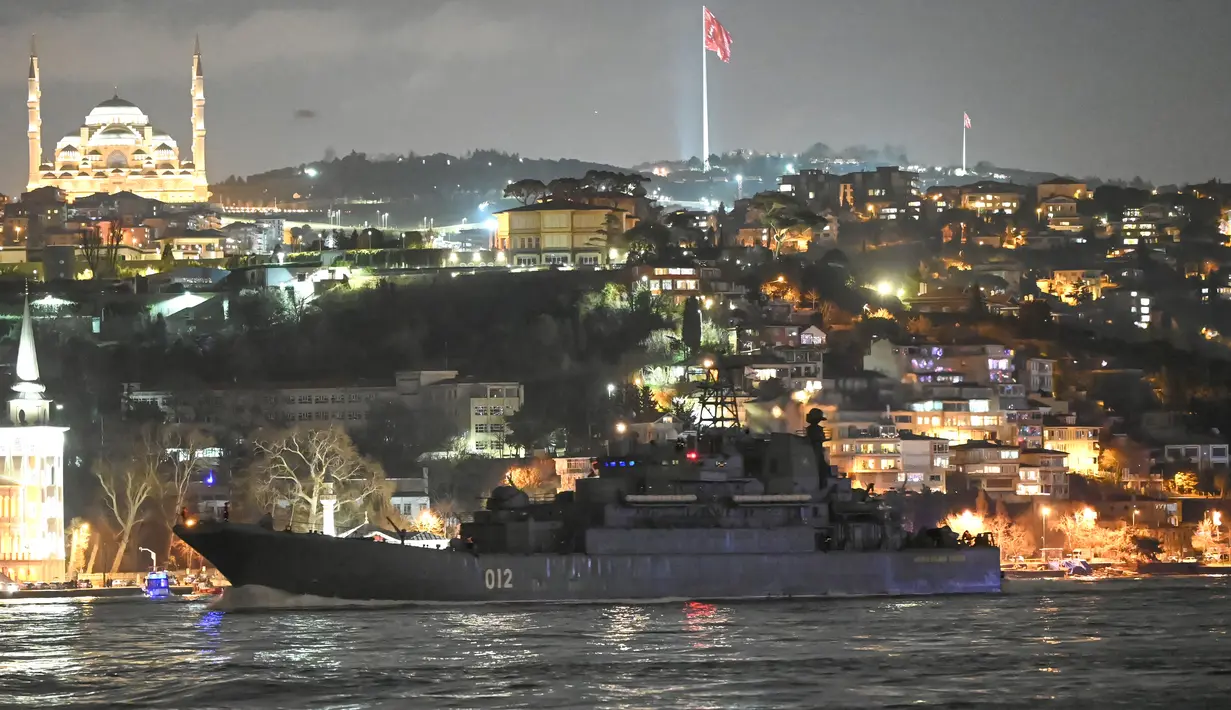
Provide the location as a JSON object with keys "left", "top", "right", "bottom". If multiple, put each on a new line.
{"left": 175, "top": 407, "right": 1001, "bottom": 603}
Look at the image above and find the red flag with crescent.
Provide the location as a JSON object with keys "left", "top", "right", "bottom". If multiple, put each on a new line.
{"left": 704, "top": 7, "right": 732, "bottom": 63}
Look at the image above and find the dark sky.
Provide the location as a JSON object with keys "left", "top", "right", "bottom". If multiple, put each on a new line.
{"left": 2, "top": 0, "right": 1229, "bottom": 195}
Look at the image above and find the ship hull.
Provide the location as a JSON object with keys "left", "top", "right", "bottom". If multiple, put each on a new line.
{"left": 176, "top": 522, "right": 1001, "bottom": 602}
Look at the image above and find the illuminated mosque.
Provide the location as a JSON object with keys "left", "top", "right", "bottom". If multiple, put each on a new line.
{"left": 25, "top": 36, "right": 209, "bottom": 203}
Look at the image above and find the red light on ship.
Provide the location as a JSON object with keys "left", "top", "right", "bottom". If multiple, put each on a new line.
{"left": 686, "top": 451, "right": 699, "bottom": 461}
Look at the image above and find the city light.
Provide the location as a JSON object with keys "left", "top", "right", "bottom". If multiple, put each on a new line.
{"left": 304, "top": 167, "right": 318, "bottom": 178}
{"left": 771, "top": 405, "right": 783, "bottom": 419}
{"left": 615, "top": 422, "right": 627, "bottom": 434}
{"left": 702, "top": 359, "right": 714, "bottom": 369}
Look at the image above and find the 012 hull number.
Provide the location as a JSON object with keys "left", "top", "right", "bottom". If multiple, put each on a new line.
{"left": 484, "top": 568, "right": 513, "bottom": 590}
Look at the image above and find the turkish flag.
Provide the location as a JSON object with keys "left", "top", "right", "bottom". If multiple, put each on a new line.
{"left": 704, "top": 7, "right": 732, "bottom": 63}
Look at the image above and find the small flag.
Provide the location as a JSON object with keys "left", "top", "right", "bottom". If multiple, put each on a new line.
{"left": 704, "top": 7, "right": 732, "bottom": 63}
{"left": 964, "top": 112, "right": 972, "bottom": 129}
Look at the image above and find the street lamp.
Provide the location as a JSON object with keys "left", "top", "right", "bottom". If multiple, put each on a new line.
{"left": 137, "top": 546, "right": 157, "bottom": 571}
{"left": 615, "top": 422, "right": 627, "bottom": 435}
{"left": 606, "top": 383, "right": 616, "bottom": 397}
{"left": 1040, "top": 506, "right": 1051, "bottom": 550}
{"left": 1132, "top": 507, "right": 1139, "bottom": 528}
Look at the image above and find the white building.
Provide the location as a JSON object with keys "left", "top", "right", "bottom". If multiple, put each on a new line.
{"left": 900, "top": 433, "right": 949, "bottom": 492}
{"left": 0, "top": 297, "right": 68, "bottom": 582}
{"left": 124, "top": 369, "right": 524, "bottom": 457}
{"left": 253, "top": 218, "right": 285, "bottom": 255}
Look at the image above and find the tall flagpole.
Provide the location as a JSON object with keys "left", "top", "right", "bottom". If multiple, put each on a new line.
{"left": 962, "top": 117, "right": 967, "bottom": 174}
{"left": 702, "top": 6, "right": 710, "bottom": 172}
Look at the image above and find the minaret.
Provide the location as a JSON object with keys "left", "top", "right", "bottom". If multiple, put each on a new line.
{"left": 27, "top": 35, "right": 42, "bottom": 191}
{"left": 191, "top": 36, "right": 208, "bottom": 200}
{"left": 10, "top": 289, "right": 50, "bottom": 426}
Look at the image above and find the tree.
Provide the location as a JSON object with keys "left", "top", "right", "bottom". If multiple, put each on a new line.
{"left": 94, "top": 425, "right": 163, "bottom": 573}
{"left": 503, "top": 178, "right": 547, "bottom": 206}
{"left": 246, "top": 426, "right": 386, "bottom": 532}
{"left": 155, "top": 425, "right": 215, "bottom": 555}
{"left": 750, "top": 192, "right": 816, "bottom": 258}
{"left": 349, "top": 400, "right": 457, "bottom": 477}
{"left": 623, "top": 222, "right": 674, "bottom": 263}
{"left": 80, "top": 224, "right": 123, "bottom": 278}
{"left": 682, "top": 296, "right": 702, "bottom": 353}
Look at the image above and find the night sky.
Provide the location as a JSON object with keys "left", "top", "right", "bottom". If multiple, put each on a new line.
{"left": 1, "top": 0, "right": 1228, "bottom": 195}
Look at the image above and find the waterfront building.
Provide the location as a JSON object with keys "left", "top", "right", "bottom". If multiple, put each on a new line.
{"left": 24, "top": 37, "right": 209, "bottom": 203}
{"left": 0, "top": 296, "right": 68, "bottom": 582}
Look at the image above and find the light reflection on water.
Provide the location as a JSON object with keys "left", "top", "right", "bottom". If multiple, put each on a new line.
{"left": 0, "top": 577, "right": 1228, "bottom": 709}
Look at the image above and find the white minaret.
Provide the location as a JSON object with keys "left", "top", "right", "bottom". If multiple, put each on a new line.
{"left": 10, "top": 289, "right": 50, "bottom": 427}
{"left": 27, "top": 35, "right": 42, "bottom": 191}
{"left": 190, "top": 36, "right": 208, "bottom": 200}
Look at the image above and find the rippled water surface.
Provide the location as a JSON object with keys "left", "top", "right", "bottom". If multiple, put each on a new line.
{"left": 2, "top": 577, "right": 1230, "bottom": 709}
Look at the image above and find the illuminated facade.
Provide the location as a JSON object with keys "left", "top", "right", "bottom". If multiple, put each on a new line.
{"left": 0, "top": 297, "right": 68, "bottom": 582}
{"left": 1043, "top": 424, "right": 1100, "bottom": 478}
{"left": 493, "top": 200, "right": 633, "bottom": 267}
{"left": 864, "top": 339, "right": 1015, "bottom": 385}
{"left": 25, "top": 37, "right": 209, "bottom": 203}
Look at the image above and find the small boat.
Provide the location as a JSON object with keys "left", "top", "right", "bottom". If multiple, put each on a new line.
{"left": 143, "top": 571, "right": 172, "bottom": 599}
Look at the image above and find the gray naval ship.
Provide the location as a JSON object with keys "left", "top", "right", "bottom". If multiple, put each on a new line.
{"left": 175, "top": 411, "right": 1001, "bottom": 603}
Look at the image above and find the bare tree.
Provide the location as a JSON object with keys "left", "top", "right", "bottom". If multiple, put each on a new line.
{"left": 94, "top": 426, "right": 163, "bottom": 573}
{"left": 248, "top": 426, "right": 386, "bottom": 532}
{"left": 157, "top": 425, "right": 215, "bottom": 554}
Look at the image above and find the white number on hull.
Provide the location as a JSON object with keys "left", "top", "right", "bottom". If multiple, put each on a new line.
{"left": 484, "top": 568, "right": 514, "bottom": 590}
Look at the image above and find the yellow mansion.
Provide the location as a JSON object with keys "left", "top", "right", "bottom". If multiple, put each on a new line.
{"left": 25, "top": 37, "right": 209, "bottom": 203}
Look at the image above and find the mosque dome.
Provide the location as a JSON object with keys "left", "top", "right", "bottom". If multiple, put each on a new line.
{"left": 84, "top": 95, "right": 150, "bottom": 128}
{"left": 89, "top": 124, "right": 142, "bottom": 147}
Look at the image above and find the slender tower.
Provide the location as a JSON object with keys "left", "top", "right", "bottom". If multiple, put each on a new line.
{"left": 27, "top": 35, "right": 42, "bottom": 191}
{"left": 190, "top": 36, "right": 208, "bottom": 201}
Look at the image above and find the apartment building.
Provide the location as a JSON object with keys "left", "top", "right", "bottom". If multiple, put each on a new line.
{"left": 864, "top": 339, "right": 1015, "bottom": 385}
{"left": 124, "top": 370, "right": 524, "bottom": 457}
{"left": 1018, "top": 448, "right": 1070, "bottom": 498}
{"left": 900, "top": 432, "right": 949, "bottom": 492}
{"left": 1043, "top": 417, "right": 1100, "bottom": 478}
{"left": 824, "top": 412, "right": 901, "bottom": 492}
{"left": 949, "top": 441, "right": 1021, "bottom": 498}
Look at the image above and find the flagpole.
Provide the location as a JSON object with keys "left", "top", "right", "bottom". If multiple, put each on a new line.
{"left": 702, "top": 6, "right": 710, "bottom": 172}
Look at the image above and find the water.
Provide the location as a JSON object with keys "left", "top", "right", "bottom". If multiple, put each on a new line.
{"left": 2, "top": 577, "right": 1229, "bottom": 709}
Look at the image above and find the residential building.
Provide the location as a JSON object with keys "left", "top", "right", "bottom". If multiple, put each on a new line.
{"left": 1047, "top": 214, "right": 1093, "bottom": 234}
{"left": 1018, "top": 448, "right": 1070, "bottom": 498}
{"left": 555, "top": 457, "right": 594, "bottom": 492}
{"left": 864, "top": 338, "right": 1015, "bottom": 385}
{"left": 778, "top": 168, "right": 841, "bottom": 211}
{"left": 960, "top": 182, "right": 1024, "bottom": 215}
{"left": 156, "top": 228, "right": 226, "bottom": 259}
{"left": 948, "top": 441, "right": 1021, "bottom": 498}
{"left": 1159, "top": 440, "right": 1230, "bottom": 473}
{"left": 493, "top": 200, "right": 634, "bottom": 267}
{"left": 1043, "top": 417, "right": 1100, "bottom": 477}
{"left": 1041, "top": 195, "right": 1079, "bottom": 218}
{"left": 630, "top": 265, "right": 745, "bottom": 303}
{"left": 253, "top": 218, "right": 286, "bottom": 255}
{"left": 1023, "top": 358, "right": 1055, "bottom": 396}
{"left": 1036, "top": 177, "right": 1087, "bottom": 203}
{"left": 124, "top": 370, "right": 525, "bottom": 457}
{"left": 900, "top": 432, "right": 949, "bottom": 492}
{"left": 1120, "top": 206, "right": 1181, "bottom": 247}
{"left": 386, "top": 472, "right": 429, "bottom": 520}
{"left": 824, "top": 412, "right": 901, "bottom": 492}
